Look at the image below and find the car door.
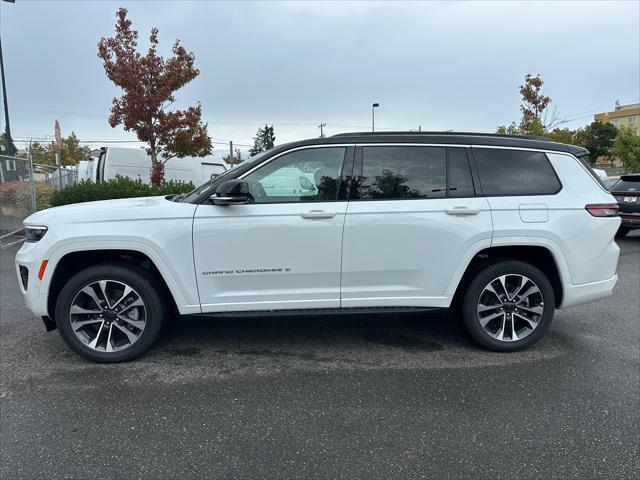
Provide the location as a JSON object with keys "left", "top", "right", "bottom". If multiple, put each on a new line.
{"left": 193, "top": 145, "right": 353, "bottom": 312}
{"left": 340, "top": 145, "right": 492, "bottom": 308}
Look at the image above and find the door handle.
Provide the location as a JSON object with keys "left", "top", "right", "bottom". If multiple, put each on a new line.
{"left": 300, "top": 210, "right": 337, "bottom": 219}
{"left": 445, "top": 206, "right": 480, "bottom": 216}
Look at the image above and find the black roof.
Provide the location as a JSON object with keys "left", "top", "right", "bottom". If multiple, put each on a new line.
{"left": 274, "top": 131, "right": 588, "bottom": 157}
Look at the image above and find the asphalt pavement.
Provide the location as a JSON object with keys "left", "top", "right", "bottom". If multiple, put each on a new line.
{"left": 1, "top": 233, "right": 638, "bottom": 479}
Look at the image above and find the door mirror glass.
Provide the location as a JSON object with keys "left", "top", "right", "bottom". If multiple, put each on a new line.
{"left": 211, "top": 179, "right": 250, "bottom": 205}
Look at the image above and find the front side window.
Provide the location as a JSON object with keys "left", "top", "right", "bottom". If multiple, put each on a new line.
{"left": 473, "top": 148, "right": 561, "bottom": 196}
{"left": 355, "top": 146, "right": 447, "bottom": 200}
{"left": 243, "top": 147, "right": 346, "bottom": 203}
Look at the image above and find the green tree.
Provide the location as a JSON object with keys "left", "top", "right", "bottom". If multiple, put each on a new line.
{"left": 547, "top": 127, "right": 576, "bottom": 145}
{"left": 612, "top": 126, "right": 640, "bottom": 173}
{"left": 249, "top": 124, "right": 276, "bottom": 156}
{"left": 574, "top": 121, "right": 618, "bottom": 164}
{"left": 27, "top": 132, "right": 91, "bottom": 166}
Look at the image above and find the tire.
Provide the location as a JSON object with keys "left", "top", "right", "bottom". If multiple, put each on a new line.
{"left": 616, "top": 227, "right": 630, "bottom": 238}
{"left": 461, "top": 260, "right": 555, "bottom": 352}
{"left": 55, "top": 264, "right": 165, "bottom": 363}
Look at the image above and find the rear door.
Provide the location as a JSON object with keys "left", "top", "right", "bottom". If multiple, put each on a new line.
{"left": 340, "top": 145, "right": 492, "bottom": 308}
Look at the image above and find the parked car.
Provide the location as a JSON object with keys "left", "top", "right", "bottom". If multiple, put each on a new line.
{"left": 16, "top": 132, "right": 620, "bottom": 362}
{"left": 78, "top": 147, "right": 227, "bottom": 185}
{"left": 609, "top": 174, "right": 640, "bottom": 236}
{"left": 601, "top": 176, "right": 620, "bottom": 190}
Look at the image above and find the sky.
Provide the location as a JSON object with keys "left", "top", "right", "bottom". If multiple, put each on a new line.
{"left": 1, "top": 0, "right": 639, "bottom": 154}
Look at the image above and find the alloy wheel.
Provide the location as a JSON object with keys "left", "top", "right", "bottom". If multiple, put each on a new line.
{"left": 69, "top": 280, "right": 147, "bottom": 353}
{"left": 476, "top": 274, "right": 544, "bottom": 342}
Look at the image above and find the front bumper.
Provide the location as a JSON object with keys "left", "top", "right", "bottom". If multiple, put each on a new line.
{"left": 15, "top": 241, "right": 50, "bottom": 318}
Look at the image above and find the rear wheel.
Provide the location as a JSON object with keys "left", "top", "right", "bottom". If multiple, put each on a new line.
{"left": 55, "top": 264, "right": 165, "bottom": 362}
{"left": 461, "top": 261, "right": 555, "bottom": 352}
{"left": 616, "top": 227, "right": 630, "bottom": 237}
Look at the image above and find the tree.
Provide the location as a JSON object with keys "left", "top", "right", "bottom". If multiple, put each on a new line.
{"left": 222, "top": 147, "right": 243, "bottom": 167}
{"left": 519, "top": 74, "right": 553, "bottom": 133}
{"left": 24, "top": 132, "right": 91, "bottom": 167}
{"left": 575, "top": 121, "right": 618, "bottom": 165}
{"left": 249, "top": 124, "right": 276, "bottom": 156}
{"left": 546, "top": 127, "right": 576, "bottom": 145}
{"left": 97, "top": 8, "right": 212, "bottom": 186}
{"left": 497, "top": 74, "right": 562, "bottom": 136}
{"left": 612, "top": 127, "right": 640, "bottom": 173}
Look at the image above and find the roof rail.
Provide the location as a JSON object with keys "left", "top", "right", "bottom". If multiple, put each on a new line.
{"left": 330, "top": 131, "right": 551, "bottom": 142}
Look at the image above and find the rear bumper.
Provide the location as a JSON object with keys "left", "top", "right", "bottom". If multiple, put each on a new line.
{"left": 560, "top": 275, "right": 618, "bottom": 309}
{"left": 620, "top": 214, "right": 640, "bottom": 229}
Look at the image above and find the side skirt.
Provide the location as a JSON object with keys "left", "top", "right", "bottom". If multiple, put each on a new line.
{"left": 188, "top": 306, "right": 447, "bottom": 319}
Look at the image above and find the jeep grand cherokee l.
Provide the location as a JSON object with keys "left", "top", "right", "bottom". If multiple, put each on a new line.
{"left": 15, "top": 132, "right": 620, "bottom": 362}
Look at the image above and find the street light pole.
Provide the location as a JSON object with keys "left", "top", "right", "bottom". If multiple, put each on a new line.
{"left": 372, "top": 103, "right": 379, "bottom": 133}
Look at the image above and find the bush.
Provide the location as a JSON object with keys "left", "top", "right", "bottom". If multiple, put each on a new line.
{"left": 50, "top": 176, "right": 195, "bottom": 207}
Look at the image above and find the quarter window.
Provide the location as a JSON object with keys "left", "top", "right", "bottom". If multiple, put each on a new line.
{"left": 473, "top": 148, "right": 561, "bottom": 196}
{"left": 243, "top": 147, "right": 346, "bottom": 203}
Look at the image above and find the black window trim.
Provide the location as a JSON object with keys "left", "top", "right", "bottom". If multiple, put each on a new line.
{"left": 468, "top": 146, "right": 564, "bottom": 197}
{"left": 349, "top": 144, "right": 479, "bottom": 202}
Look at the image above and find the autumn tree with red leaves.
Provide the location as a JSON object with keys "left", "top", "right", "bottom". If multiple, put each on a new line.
{"left": 98, "top": 8, "right": 212, "bottom": 185}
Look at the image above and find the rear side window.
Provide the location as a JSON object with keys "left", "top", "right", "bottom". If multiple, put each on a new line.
{"left": 473, "top": 148, "right": 561, "bottom": 196}
{"left": 353, "top": 146, "right": 475, "bottom": 200}
{"left": 357, "top": 146, "right": 447, "bottom": 199}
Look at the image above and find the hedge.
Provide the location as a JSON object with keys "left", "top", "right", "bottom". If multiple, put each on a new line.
{"left": 50, "top": 177, "right": 195, "bottom": 207}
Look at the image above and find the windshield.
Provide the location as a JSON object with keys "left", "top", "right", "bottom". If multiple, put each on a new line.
{"left": 176, "top": 150, "right": 271, "bottom": 203}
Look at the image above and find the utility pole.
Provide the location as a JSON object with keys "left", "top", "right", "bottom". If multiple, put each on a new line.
{"left": 317, "top": 123, "right": 326, "bottom": 138}
{"left": 0, "top": 35, "right": 15, "bottom": 156}
{"left": 229, "top": 140, "right": 233, "bottom": 160}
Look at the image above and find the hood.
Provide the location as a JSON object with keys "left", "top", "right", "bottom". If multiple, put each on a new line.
{"left": 24, "top": 196, "right": 196, "bottom": 226}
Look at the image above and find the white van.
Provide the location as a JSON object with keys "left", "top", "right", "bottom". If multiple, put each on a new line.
{"left": 84, "top": 147, "right": 227, "bottom": 185}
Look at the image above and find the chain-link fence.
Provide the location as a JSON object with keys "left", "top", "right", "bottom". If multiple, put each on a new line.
{"left": 0, "top": 154, "right": 77, "bottom": 248}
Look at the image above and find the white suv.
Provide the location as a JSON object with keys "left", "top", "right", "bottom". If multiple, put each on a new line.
{"left": 15, "top": 133, "right": 620, "bottom": 362}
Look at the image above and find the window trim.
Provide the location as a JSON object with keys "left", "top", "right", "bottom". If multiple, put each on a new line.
{"left": 468, "top": 146, "right": 564, "bottom": 197}
{"left": 349, "top": 144, "right": 478, "bottom": 202}
{"left": 236, "top": 144, "right": 355, "bottom": 205}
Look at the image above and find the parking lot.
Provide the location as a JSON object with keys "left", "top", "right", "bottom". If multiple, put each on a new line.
{"left": 0, "top": 233, "right": 638, "bottom": 479}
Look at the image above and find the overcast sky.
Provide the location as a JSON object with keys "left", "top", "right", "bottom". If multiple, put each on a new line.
{"left": 1, "top": 0, "right": 639, "bottom": 152}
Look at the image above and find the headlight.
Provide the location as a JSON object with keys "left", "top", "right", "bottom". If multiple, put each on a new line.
{"left": 25, "top": 226, "right": 48, "bottom": 242}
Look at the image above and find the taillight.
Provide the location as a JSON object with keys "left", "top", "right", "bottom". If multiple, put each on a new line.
{"left": 585, "top": 204, "right": 619, "bottom": 217}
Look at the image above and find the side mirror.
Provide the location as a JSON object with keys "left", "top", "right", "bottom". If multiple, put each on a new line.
{"left": 211, "top": 179, "right": 250, "bottom": 205}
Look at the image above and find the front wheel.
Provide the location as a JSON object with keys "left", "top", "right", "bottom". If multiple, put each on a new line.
{"left": 461, "top": 261, "right": 555, "bottom": 352}
{"left": 55, "top": 264, "right": 165, "bottom": 363}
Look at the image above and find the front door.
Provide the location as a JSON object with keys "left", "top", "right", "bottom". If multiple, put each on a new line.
{"left": 193, "top": 146, "right": 352, "bottom": 312}
{"left": 340, "top": 145, "right": 493, "bottom": 308}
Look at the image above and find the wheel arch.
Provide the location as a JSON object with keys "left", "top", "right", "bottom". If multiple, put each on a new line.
{"left": 450, "top": 245, "right": 565, "bottom": 309}
{"left": 46, "top": 247, "right": 189, "bottom": 321}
